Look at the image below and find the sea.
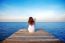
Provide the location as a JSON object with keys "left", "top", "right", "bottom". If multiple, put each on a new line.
{"left": 0, "top": 22, "right": 65, "bottom": 42}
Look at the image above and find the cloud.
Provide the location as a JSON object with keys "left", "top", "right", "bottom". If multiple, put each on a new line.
{"left": 0, "top": 16, "right": 28, "bottom": 22}
{"left": 0, "top": 5, "right": 65, "bottom": 22}
{"left": 0, "top": 12, "right": 65, "bottom": 22}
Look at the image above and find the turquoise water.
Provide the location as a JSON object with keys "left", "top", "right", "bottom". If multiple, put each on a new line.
{"left": 0, "top": 22, "right": 65, "bottom": 42}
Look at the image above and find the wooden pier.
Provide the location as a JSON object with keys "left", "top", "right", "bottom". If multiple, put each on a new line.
{"left": 2, "top": 29, "right": 64, "bottom": 43}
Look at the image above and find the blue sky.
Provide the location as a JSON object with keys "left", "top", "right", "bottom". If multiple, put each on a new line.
{"left": 0, "top": 0, "right": 65, "bottom": 22}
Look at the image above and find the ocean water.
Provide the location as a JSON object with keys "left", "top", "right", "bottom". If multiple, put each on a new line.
{"left": 0, "top": 22, "right": 65, "bottom": 42}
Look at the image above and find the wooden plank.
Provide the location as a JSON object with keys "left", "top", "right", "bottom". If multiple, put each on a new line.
{"left": 3, "top": 29, "right": 64, "bottom": 43}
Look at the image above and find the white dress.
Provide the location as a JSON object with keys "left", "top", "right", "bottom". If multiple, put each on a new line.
{"left": 28, "top": 25, "right": 35, "bottom": 33}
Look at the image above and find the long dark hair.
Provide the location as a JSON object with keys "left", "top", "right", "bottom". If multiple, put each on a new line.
{"left": 28, "top": 17, "right": 35, "bottom": 25}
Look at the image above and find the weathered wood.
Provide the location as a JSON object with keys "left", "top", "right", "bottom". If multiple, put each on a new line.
{"left": 3, "top": 29, "right": 64, "bottom": 43}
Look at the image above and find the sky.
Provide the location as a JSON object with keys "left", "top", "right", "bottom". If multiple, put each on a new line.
{"left": 0, "top": 0, "right": 65, "bottom": 22}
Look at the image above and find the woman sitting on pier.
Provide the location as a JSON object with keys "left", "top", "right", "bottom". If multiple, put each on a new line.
{"left": 28, "top": 17, "right": 35, "bottom": 33}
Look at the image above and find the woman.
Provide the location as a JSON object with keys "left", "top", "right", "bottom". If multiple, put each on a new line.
{"left": 28, "top": 17, "right": 35, "bottom": 33}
